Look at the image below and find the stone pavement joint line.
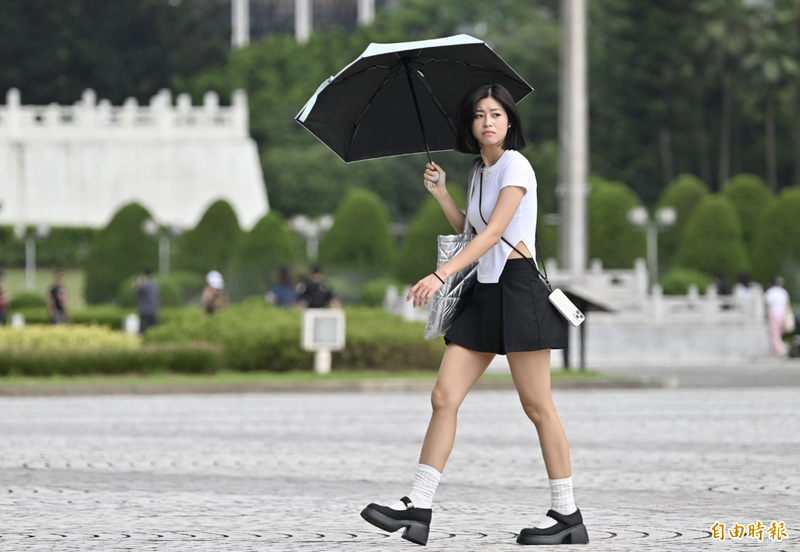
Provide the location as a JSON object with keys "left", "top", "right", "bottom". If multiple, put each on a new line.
{"left": 1, "top": 388, "right": 799, "bottom": 550}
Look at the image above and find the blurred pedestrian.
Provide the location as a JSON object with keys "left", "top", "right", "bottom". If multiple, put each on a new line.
{"left": 266, "top": 266, "right": 297, "bottom": 308}
{"left": 47, "top": 270, "right": 69, "bottom": 324}
{"left": 712, "top": 271, "right": 730, "bottom": 296}
{"left": 132, "top": 267, "right": 160, "bottom": 334}
{"left": 735, "top": 272, "right": 754, "bottom": 300}
{"left": 764, "top": 276, "right": 791, "bottom": 357}
{"left": 297, "top": 266, "right": 340, "bottom": 308}
{"left": 0, "top": 270, "right": 7, "bottom": 326}
{"left": 201, "top": 270, "right": 227, "bottom": 314}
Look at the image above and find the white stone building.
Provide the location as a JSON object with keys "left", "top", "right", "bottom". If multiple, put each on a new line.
{"left": 0, "top": 88, "right": 268, "bottom": 231}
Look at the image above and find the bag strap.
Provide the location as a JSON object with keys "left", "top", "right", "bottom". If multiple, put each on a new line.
{"left": 462, "top": 158, "right": 482, "bottom": 235}
{"left": 477, "top": 164, "right": 553, "bottom": 293}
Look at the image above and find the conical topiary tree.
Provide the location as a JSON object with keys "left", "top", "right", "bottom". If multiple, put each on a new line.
{"left": 588, "top": 178, "right": 646, "bottom": 269}
{"left": 175, "top": 199, "right": 242, "bottom": 275}
{"left": 675, "top": 195, "right": 749, "bottom": 283}
{"left": 229, "top": 210, "right": 300, "bottom": 300}
{"left": 394, "top": 186, "right": 466, "bottom": 284}
{"left": 656, "top": 174, "right": 709, "bottom": 268}
{"left": 751, "top": 187, "right": 800, "bottom": 294}
{"left": 723, "top": 174, "right": 773, "bottom": 261}
{"left": 320, "top": 189, "right": 394, "bottom": 275}
{"left": 84, "top": 203, "right": 158, "bottom": 304}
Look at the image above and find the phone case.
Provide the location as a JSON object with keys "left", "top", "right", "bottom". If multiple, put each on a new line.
{"left": 548, "top": 288, "right": 585, "bottom": 327}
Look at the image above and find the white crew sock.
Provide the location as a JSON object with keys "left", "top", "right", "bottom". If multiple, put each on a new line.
{"left": 534, "top": 476, "right": 577, "bottom": 529}
{"left": 389, "top": 464, "right": 441, "bottom": 510}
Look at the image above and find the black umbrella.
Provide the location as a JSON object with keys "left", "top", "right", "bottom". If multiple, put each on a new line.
{"left": 295, "top": 34, "right": 533, "bottom": 165}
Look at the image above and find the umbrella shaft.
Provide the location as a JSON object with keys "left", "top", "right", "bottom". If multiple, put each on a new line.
{"left": 404, "top": 59, "right": 433, "bottom": 164}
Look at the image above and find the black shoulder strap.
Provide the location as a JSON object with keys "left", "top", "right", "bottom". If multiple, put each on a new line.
{"left": 477, "top": 164, "right": 552, "bottom": 292}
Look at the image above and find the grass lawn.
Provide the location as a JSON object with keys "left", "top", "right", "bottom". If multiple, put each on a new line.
{"left": 2, "top": 268, "right": 86, "bottom": 308}
{"left": 0, "top": 368, "right": 612, "bottom": 388}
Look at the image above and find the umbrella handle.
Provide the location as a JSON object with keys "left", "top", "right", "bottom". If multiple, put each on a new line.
{"left": 426, "top": 171, "right": 440, "bottom": 191}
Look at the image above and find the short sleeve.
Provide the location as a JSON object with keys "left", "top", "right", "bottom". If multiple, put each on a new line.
{"left": 499, "top": 152, "right": 536, "bottom": 194}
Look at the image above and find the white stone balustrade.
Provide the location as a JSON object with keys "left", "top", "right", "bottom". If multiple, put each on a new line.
{"left": 0, "top": 88, "right": 267, "bottom": 230}
{"left": 0, "top": 88, "right": 249, "bottom": 141}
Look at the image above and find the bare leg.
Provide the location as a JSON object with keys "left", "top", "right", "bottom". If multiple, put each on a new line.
{"left": 418, "top": 343, "right": 495, "bottom": 472}
{"left": 507, "top": 349, "right": 571, "bottom": 479}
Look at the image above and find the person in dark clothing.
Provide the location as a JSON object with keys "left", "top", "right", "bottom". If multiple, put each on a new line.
{"left": 0, "top": 270, "right": 7, "bottom": 326}
{"left": 297, "top": 266, "right": 340, "bottom": 309}
{"left": 267, "top": 266, "right": 298, "bottom": 308}
{"left": 47, "top": 270, "right": 69, "bottom": 324}
{"left": 132, "top": 267, "right": 160, "bottom": 334}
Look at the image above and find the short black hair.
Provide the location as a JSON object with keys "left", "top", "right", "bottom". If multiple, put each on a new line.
{"left": 144, "top": 267, "right": 154, "bottom": 276}
{"left": 454, "top": 83, "right": 528, "bottom": 154}
{"left": 312, "top": 266, "right": 323, "bottom": 275}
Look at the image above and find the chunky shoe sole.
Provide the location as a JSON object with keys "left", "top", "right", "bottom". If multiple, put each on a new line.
{"left": 516, "top": 523, "right": 590, "bottom": 545}
{"left": 360, "top": 505, "right": 430, "bottom": 546}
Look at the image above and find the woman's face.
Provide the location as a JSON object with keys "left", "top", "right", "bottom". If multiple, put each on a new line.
{"left": 471, "top": 95, "right": 509, "bottom": 150}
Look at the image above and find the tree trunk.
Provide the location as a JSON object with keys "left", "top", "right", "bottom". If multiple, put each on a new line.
{"left": 766, "top": 92, "right": 778, "bottom": 192}
{"left": 659, "top": 127, "right": 674, "bottom": 187}
{"left": 719, "top": 74, "right": 733, "bottom": 190}
{"left": 695, "top": 92, "right": 712, "bottom": 185}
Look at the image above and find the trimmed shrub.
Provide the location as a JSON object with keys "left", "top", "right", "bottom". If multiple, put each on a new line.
{"left": 394, "top": 187, "right": 466, "bottom": 284}
{"left": 659, "top": 269, "right": 711, "bottom": 295}
{"left": 8, "top": 306, "right": 199, "bottom": 329}
{"left": 229, "top": 211, "right": 301, "bottom": 301}
{"left": 751, "top": 187, "right": 800, "bottom": 295}
{"left": 174, "top": 200, "right": 242, "bottom": 275}
{"left": 0, "top": 326, "right": 222, "bottom": 376}
{"left": 723, "top": 174, "right": 773, "bottom": 260}
{"left": 145, "top": 303, "right": 444, "bottom": 372}
{"left": 84, "top": 203, "right": 158, "bottom": 304}
{"left": 320, "top": 189, "right": 394, "bottom": 275}
{"left": 0, "top": 226, "right": 98, "bottom": 268}
{"left": 116, "top": 276, "right": 183, "bottom": 308}
{"left": 588, "top": 178, "right": 646, "bottom": 269}
{"left": 357, "top": 279, "right": 399, "bottom": 307}
{"left": 675, "top": 195, "right": 749, "bottom": 283}
{"left": 7, "top": 292, "right": 47, "bottom": 310}
{"left": 656, "top": 174, "right": 709, "bottom": 267}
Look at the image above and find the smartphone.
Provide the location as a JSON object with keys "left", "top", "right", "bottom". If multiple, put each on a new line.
{"left": 548, "top": 288, "right": 585, "bottom": 327}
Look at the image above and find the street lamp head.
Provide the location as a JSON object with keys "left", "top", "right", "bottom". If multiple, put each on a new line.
{"left": 141, "top": 219, "right": 159, "bottom": 236}
{"left": 167, "top": 224, "right": 184, "bottom": 237}
{"left": 290, "top": 214, "right": 312, "bottom": 236}
{"left": 655, "top": 207, "right": 677, "bottom": 228}
{"left": 627, "top": 206, "right": 649, "bottom": 227}
{"left": 14, "top": 224, "right": 27, "bottom": 240}
{"left": 35, "top": 224, "right": 50, "bottom": 239}
{"left": 318, "top": 214, "right": 334, "bottom": 232}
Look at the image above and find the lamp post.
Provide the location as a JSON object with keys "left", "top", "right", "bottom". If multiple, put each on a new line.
{"left": 141, "top": 219, "right": 183, "bottom": 277}
{"left": 627, "top": 206, "right": 676, "bottom": 291}
{"left": 15, "top": 224, "right": 50, "bottom": 291}
{"left": 290, "top": 214, "right": 334, "bottom": 263}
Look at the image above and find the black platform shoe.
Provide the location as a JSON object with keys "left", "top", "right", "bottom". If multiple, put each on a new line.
{"left": 360, "top": 496, "right": 432, "bottom": 546}
{"left": 516, "top": 508, "right": 589, "bottom": 545}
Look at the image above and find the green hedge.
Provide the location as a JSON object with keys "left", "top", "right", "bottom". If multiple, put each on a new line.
{"left": 751, "top": 187, "right": 800, "bottom": 295}
{"left": 723, "top": 174, "right": 773, "bottom": 260}
{"left": 0, "top": 343, "right": 222, "bottom": 377}
{"left": 116, "top": 275, "right": 184, "bottom": 308}
{"left": 659, "top": 269, "right": 711, "bottom": 295}
{"left": 8, "top": 306, "right": 201, "bottom": 329}
{"left": 0, "top": 226, "right": 98, "bottom": 268}
{"left": 7, "top": 291, "right": 47, "bottom": 310}
{"left": 144, "top": 302, "right": 444, "bottom": 372}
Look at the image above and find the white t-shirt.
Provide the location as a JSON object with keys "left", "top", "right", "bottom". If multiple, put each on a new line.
{"left": 467, "top": 149, "right": 538, "bottom": 284}
{"left": 764, "top": 286, "right": 790, "bottom": 316}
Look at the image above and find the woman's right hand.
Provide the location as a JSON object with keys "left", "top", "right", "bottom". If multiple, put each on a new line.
{"left": 423, "top": 162, "right": 447, "bottom": 199}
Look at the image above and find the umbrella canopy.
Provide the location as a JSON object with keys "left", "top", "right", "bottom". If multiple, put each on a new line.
{"left": 295, "top": 34, "right": 533, "bottom": 163}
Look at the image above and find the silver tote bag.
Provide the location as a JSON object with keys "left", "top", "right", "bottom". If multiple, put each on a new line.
{"left": 423, "top": 160, "right": 482, "bottom": 340}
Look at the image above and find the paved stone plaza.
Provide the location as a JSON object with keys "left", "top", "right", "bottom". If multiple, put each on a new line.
{"left": 1, "top": 384, "right": 799, "bottom": 551}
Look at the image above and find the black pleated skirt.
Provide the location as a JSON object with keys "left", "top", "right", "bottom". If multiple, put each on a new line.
{"left": 444, "top": 258, "right": 569, "bottom": 354}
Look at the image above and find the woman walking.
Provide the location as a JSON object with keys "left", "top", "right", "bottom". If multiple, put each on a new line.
{"left": 360, "top": 83, "right": 587, "bottom": 546}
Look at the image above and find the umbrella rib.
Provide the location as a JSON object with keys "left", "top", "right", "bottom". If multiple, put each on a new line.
{"left": 337, "top": 63, "right": 399, "bottom": 83}
{"left": 413, "top": 70, "right": 457, "bottom": 138}
{"left": 344, "top": 68, "right": 401, "bottom": 161}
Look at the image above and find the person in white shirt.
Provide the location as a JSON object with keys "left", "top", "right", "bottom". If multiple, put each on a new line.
{"left": 764, "top": 276, "right": 791, "bottom": 357}
{"left": 360, "top": 84, "right": 585, "bottom": 546}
